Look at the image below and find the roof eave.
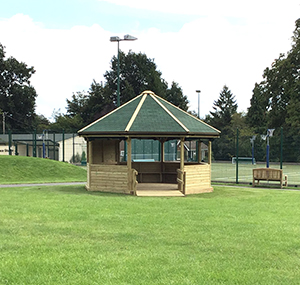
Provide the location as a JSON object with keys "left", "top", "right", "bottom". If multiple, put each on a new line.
{"left": 78, "top": 131, "right": 220, "bottom": 139}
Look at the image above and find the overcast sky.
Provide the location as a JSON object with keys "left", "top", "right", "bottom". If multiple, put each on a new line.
{"left": 1, "top": 0, "right": 299, "bottom": 120}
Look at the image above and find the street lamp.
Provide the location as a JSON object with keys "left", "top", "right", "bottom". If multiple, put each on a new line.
{"left": 110, "top": 34, "right": 137, "bottom": 107}
{"left": 196, "top": 90, "right": 201, "bottom": 119}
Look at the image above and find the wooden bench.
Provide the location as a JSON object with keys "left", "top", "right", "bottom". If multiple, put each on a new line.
{"left": 253, "top": 168, "right": 288, "bottom": 188}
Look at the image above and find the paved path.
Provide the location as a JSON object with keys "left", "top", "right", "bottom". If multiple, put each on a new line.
{"left": 0, "top": 182, "right": 85, "bottom": 188}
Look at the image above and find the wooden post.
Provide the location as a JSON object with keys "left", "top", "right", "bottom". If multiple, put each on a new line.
{"left": 87, "top": 140, "right": 92, "bottom": 190}
{"left": 88, "top": 140, "right": 93, "bottom": 164}
{"left": 198, "top": 140, "right": 202, "bottom": 163}
{"left": 160, "top": 139, "right": 165, "bottom": 182}
{"left": 179, "top": 138, "right": 185, "bottom": 191}
{"left": 127, "top": 137, "right": 132, "bottom": 194}
{"left": 208, "top": 140, "right": 212, "bottom": 165}
{"left": 180, "top": 138, "right": 184, "bottom": 170}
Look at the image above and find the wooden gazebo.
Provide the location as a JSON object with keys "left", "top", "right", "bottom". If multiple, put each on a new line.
{"left": 78, "top": 91, "right": 220, "bottom": 196}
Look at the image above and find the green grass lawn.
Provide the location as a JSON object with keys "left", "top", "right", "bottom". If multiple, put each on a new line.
{"left": 1, "top": 185, "right": 299, "bottom": 284}
{"left": 0, "top": 156, "right": 86, "bottom": 184}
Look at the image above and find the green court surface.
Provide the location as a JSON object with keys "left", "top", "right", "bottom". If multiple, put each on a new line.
{"left": 211, "top": 162, "right": 300, "bottom": 186}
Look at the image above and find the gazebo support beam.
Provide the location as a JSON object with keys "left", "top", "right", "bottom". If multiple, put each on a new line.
{"left": 178, "top": 137, "right": 185, "bottom": 192}
{"left": 208, "top": 140, "right": 212, "bottom": 165}
{"left": 126, "top": 137, "right": 132, "bottom": 193}
{"left": 160, "top": 139, "right": 165, "bottom": 182}
{"left": 198, "top": 140, "right": 202, "bottom": 163}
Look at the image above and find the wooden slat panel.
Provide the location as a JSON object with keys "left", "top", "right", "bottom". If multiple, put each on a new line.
{"left": 184, "top": 163, "right": 212, "bottom": 194}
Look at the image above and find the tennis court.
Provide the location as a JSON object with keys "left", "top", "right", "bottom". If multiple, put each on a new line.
{"left": 211, "top": 162, "right": 300, "bottom": 186}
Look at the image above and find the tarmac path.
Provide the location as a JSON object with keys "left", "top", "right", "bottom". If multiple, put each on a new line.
{"left": 0, "top": 182, "right": 85, "bottom": 188}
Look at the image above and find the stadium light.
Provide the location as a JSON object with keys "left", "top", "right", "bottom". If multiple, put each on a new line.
{"left": 196, "top": 90, "right": 201, "bottom": 119}
{"left": 261, "top": 129, "right": 275, "bottom": 168}
{"left": 110, "top": 34, "right": 137, "bottom": 107}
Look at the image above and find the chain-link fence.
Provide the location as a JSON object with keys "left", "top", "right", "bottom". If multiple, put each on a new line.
{"left": 3, "top": 129, "right": 299, "bottom": 186}
{"left": 211, "top": 128, "right": 300, "bottom": 186}
{"left": 0, "top": 131, "right": 87, "bottom": 164}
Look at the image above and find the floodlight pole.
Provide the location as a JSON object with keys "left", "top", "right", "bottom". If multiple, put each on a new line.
{"left": 110, "top": 35, "right": 137, "bottom": 107}
{"left": 250, "top": 136, "right": 256, "bottom": 165}
{"left": 196, "top": 90, "right": 201, "bottom": 119}
{"left": 265, "top": 129, "right": 275, "bottom": 168}
{"left": 266, "top": 135, "right": 270, "bottom": 168}
{"left": 117, "top": 40, "right": 120, "bottom": 107}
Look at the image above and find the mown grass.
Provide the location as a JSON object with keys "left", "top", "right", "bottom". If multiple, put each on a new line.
{"left": 0, "top": 185, "right": 300, "bottom": 284}
{"left": 0, "top": 156, "right": 86, "bottom": 184}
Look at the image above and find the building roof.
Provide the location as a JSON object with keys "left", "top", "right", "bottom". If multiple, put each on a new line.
{"left": 78, "top": 91, "right": 220, "bottom": 139}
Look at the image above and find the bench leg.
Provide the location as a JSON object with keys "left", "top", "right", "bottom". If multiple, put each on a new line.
{"left": 284, "top": 175, "right": 288, "bottom": 187}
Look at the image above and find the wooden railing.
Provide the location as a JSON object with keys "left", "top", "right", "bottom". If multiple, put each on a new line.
{"left": 177, "top": 169, "right": 186, "bottom": 194}
{"left": 130, "top": 169, "right": 138, "bottom": 195}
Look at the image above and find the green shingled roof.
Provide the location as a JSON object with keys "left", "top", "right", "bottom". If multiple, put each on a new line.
{"left": 78, "top": 91, "right": 220, "bottom": 138}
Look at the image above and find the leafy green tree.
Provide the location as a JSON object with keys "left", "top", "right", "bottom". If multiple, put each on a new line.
{"left": 246, "top": 19, "right": 300, "bottom": 162}
{"left": 104, "top": 51, "right": 168, "bottom": 104}
{"left": 0, "top": 43, "right": 37, "bottom": 132}
{"left": 33, "top": 114, "right": 51, "bottom": 133}
{"left": 64, "top": 80, "right": 115, "bottom": 129}
{"left": 59, "top": 52, "right": 189, "bottom": 131}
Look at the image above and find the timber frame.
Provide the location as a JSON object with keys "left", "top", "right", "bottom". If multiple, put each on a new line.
{"left": 79, "top": 91, "right": 220, "bottom": 195}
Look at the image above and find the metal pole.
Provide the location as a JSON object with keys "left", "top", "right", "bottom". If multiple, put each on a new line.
{"left": 117, "top": 40, "right": 120, "bottom": 107}
{"left": 53, "top": 133, "right": 56, "bottom": 160}
{"left": 73, "top": 133, "right": 75, "bottom": 163}
{"left": 42, "top": 130, "right": 45, "bottom": 158}
{"left": 280, "top": 127, "right": 283, "bottom": 169}
{"left": 34, "top": 129, "right": 37, "bottom": 157}
{"left": 62, "top": 129, "right": 65, "bottom": 162}
{"left": 2, "top": 112, "right": 5, "bottom": 134}
{"left": 236, "top": 128, "right": 239, "bottom": 184}
{"left": 198, "top": 93, "right": 200, "bottom": 119}
{"left": 266, "top": 136, "right": 270, "bottom": 168}
{"left": 196, "top": 90, "right": 201, "bottom": 119}
{"left": 8, "top": 130, "right": 12, "bottom": 155}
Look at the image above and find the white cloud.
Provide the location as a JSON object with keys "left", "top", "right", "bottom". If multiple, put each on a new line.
{"left": 0, "top": 14, "right": 114, "bottom": 120}
{"left": 0, "top": 7, "right": 299, "bottom": 121}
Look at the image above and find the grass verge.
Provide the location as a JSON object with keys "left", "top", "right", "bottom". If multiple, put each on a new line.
{"left": 0, "top": 185, "right": 299, "bottom": 284}
{"left": 0, "top": 156, "right": 86, "bottom": 184}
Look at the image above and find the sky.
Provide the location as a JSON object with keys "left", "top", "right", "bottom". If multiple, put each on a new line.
{"left": 1, "top": 0, "right": 299, "bottom": 121}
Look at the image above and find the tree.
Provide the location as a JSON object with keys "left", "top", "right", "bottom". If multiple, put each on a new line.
{"left": 246, "top": 83, "right": 269, "bottom": 134}
{"left": 33, "top": 114, "right": 51, "bottom": 133}
{"left": 209, "top": 85, "right": 237, "bottom": 128}
{"left": 206, "top": 85, "right": 238, "bottom": 160}
{"left": 246, "top": 19, "right": 300, "bottom": 162}
{"left": 59, "top": 51, "right": 189, "bottom": 131}
{"left": 104, "top": 51, "right": 168, "bottom": 105}
{"left": 64, "top": 80, "right": 115, "bottom": 129}
{"left": 0, "top": 43, "right": 37, "bottom": 132}
{"left": 166, "top": 82, "right": 188, "bottom": 111}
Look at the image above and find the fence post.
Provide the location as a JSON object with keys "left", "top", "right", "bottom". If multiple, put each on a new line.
{"left": 236, "top": 128, "right": 239, "bottom": 184}
{"left": 72, "top": 133, "right": 75, "bottom": 163}
{"left": 8, "top": 130, "right": 12, "bottom": 155}
{"left": 280, "top": 127, "right": 283, "bottom": 169}
{"left": 53, "top": 133, "right": 56, "bottom": 160}
{"left": 62, "top": 129, "right": 65, "bottom": 162}
{"left": 33, "top": 129, "right": 37, "bottom": 157}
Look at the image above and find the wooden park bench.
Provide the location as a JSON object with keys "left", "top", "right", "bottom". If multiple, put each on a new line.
{"left": 253, "top": 168, "right": 288, "bottom": 189}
